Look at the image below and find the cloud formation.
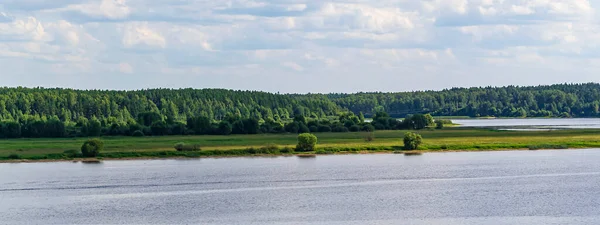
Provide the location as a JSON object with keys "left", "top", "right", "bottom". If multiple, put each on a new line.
{"left": 0, "top": 0, "right": 599, "bottom": 93}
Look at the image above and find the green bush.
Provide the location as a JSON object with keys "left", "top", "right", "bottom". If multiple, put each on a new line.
{"left": 81, "top": 139, "right": 104, "bottom": 157}
{"left": 435, "top": 120, "right": 444, "bottom": 129}
{"left": 403, "top": 132, "right": 423, "bottom": 150}
{"left": 174, "top": 142, "right": 201, "bottom": 151}
{"left": 8, "top": 153, "right": 21, "bottom": 159}
{"left": 260, "top": 143, "right": 280, "bottom": 154}
{"left": 132, "top": 130, "right": 145, "bottom": 137}
{"left": 296, "top": 133, "right": 317, "bottom": 152}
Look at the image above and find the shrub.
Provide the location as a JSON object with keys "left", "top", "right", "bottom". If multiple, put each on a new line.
{"left": 435, "top": 120, "right": 444, "bottom": 129}
{"left": 261, "top": 143, "right": 280, "bottom": 154}
{"left": 174, "top": 142, "right": 185, "bottom": 151}
{"left": 296, "top": 133, "right": 317, "bottom": 152}
{"left": 8, "top": 153, "right": 21, "bottom": 159}
{"left": 81, "top": 139, "right": 104, "bottom": 157}
{"left": 403, "top": 132, "right": 422, "bottom": 150}
{"left": 280, "top": 147, "right": 294, "bottom": 153}
{"left": 349, "top": 125, "right": 361, "bottom": 132}
{"left": 132, "top": 130, "right": 145, "bottom": 137}
{"left": 174, "top": 142, "right": 201, "bottom": 151}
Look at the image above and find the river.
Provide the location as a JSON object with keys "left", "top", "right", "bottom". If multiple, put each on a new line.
{"left": 2, "top": 150, "right": 600, "bottom": 224}
{"left": 453, "top": 118, "right": 600, "bottom": 130}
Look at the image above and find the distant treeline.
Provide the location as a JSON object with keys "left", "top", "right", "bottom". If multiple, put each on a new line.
{"left": 329, "top": 83, "right": 600, "bottom": 118}
{"left": 0, "top": 83, "right": 598, "bottom": 138}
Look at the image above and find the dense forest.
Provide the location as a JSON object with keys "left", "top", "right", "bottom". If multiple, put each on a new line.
{"left": 0, "top": 83, "right": 598, "bottom": 138}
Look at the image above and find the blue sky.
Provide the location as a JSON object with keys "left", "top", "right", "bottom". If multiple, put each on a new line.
{"left": 1, "top": 0, "right": 599, "bottom": 93}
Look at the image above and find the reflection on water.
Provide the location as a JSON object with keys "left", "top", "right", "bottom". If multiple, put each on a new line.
{"left": 2, "top": 150, "right": 600, "bottom": 224}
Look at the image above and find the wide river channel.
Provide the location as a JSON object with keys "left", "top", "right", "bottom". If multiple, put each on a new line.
{"left": 3, "top": 150, "right": 600, "bottom": 224}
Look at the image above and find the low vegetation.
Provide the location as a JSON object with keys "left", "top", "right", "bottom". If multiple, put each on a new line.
{"left": 173, "top": 142, "right": 201, "bottom": 151}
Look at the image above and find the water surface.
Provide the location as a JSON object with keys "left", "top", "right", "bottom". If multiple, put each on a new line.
{"left": 454, "top": 118, "right": 600, "bottom": 130}
{"left": 2, "top": 150, "right": 600, "bottom": 224}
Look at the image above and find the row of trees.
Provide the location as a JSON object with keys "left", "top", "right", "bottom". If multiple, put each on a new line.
{"left": 0, "top": 110, "right": 440, "bottom": 138}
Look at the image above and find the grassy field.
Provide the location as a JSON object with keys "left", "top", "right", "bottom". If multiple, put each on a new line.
{"left": 1, "top": 128, "right": 600, "bottom": 161}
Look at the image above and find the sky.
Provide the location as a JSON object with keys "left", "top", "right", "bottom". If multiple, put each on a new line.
{"left": 1, "top": 0, "right": 599, "bottom": 93}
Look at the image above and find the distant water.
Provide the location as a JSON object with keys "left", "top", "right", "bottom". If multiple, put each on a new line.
{"left": 454, "top": 118, "right": 600, "bottom": 130}
{"left": 3, "top": 150, "right": 600, "bottom": 224}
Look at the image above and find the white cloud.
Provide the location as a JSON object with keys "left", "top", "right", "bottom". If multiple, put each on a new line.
{"left": 121, "top": 23, "right": 166, "bottom": 49}
{"left": 282, "top": 62, "right": 303, "bottom": 71}
{"left": 0, "top": 0, "right": 599, "bottom": 92}
{"left": 0, "top": 17, "right": 50, "bottom": 42}
{"left": 65, "top": 0, "right": 131, "bottom": 20}
{"left": 304, "top": 3, "right": 417, "bottom": 32}
{"left": 119, "top": 62, "right": 133, "bottom": 73}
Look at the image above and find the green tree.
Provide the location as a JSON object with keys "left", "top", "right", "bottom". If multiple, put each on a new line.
{"left": 408, "top": 114, "right": 429, "bottom": 130}
{"left": 81, "top": 139, "right": 104, "bottom": 157}
{"left": 187, "top": 116, "right": 212, "bottom": 134}
{"left": 296, "top": 133, "right": 317, "bottom": 152}
{"left": 361, "top": 124, "right": 375, "bottom": 132}
{"left": 403, "top": 132, "right": 422, "bottom": 150}
{"left": 217, "top": 121, "right": 233, "bottom": 135}
{"left": 424, "top": 114, "right": 435, "bottom": 127}
{"left": 87, "top": 117, "right": 102, "bottom": 136}
{"left": 151, "top": 121, "right": 169, "bottom": 136}
{"left": 137, "top": 112, "right": 163, "bottom": 127}
{"left": 2, "top": 121, "right": 21, "bottom": 138}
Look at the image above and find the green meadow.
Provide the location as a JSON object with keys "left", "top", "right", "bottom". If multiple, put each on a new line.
{"left": 2, "top": 128, "right": 600, "bottom": 161}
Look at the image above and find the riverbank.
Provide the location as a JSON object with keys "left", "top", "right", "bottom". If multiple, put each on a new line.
{"left": 1, "top": 128, "right": 600, "bottom": 162}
